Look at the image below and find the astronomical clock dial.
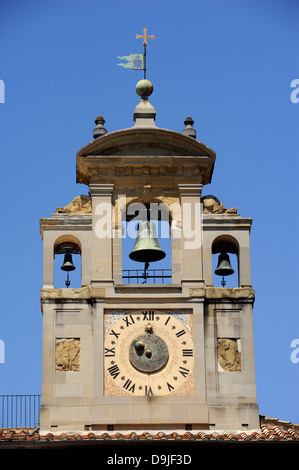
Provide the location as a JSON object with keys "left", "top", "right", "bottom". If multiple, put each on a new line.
{"left": 104, "top": 310, "right": 194, "bottom": 396}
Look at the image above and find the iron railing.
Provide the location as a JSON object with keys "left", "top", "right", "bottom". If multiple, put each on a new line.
{"left": 0, "top": 395, "right": 41, "bottom": 429}
{"left": 122, "top": 269, "right": 172, "bottom": 284}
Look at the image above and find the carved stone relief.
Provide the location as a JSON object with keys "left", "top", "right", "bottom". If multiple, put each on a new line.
{"left": 202, "top": 195, "right": 237, "bottom": 214}
{"left": 55, "top": 338, "right": 80, "bottom": 371}
{"left": 54, "top": 193, "right": 237, "bottom": 218}
{"left": 217, "top": 338, "right": 241, "bottom": 371}
{"left": 55, "top": 195, "right": 91, "bottom": 214}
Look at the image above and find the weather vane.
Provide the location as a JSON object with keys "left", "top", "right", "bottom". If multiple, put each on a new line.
{"left": 117, "top": 28, "right": 154, "bottom": 80}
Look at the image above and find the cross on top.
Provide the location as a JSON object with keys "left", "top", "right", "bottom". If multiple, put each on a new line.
{"left": 136, "top": 28, "right": 154, "bottom": 46}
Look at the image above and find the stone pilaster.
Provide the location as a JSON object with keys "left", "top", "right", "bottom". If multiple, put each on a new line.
{"left": 178, "top": 184, "right": 203, "bottom": 283}
{"left": 89, "top": 184, "right": 114, "bottom": 286}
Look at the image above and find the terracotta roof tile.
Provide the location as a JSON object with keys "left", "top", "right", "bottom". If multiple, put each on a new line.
{"left": 0, "top": 428, "right": 297, "bottom": 443}
{"left": 1, "top": 417, "right": 298, "bottom": 444}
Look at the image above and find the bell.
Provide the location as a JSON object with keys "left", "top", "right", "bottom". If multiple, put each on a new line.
{"left": 60, "top": 252, "right": 76, "bottom": 272}
{"left": 129, "top": 221, "right": 166, "bottom": 263}
{"left": 214, "top": 252, "right": 234, "bottom": 277}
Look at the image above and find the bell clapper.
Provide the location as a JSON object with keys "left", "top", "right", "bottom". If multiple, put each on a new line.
{"left": 142, "top": 261, "right": 149, "bottom": 284}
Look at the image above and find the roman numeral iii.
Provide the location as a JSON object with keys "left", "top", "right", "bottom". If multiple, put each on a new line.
{"left": 182, "top": 349, "right": 193, "bottom": 356}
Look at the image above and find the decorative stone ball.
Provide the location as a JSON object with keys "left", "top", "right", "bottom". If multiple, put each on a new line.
{"left": 136, "top": 79, "right": 153, "bottom": 97}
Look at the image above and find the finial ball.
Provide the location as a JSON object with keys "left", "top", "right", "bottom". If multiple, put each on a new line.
{"left": 136, "top": 79, "right": 153, "bottom": 97}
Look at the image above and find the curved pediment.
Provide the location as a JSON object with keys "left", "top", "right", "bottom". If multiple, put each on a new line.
{"left": 77, "top": 127, "right": 216, "bottom": 158}
{"left": 76, "top": 127, "right": 216, "bottom": 187}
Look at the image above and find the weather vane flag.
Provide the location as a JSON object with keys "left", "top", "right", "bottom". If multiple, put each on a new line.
{"left": 117, "top": 28, "right": 154, "bottom": 79}
{"left": 117, "top": 54, "right": 144, "bottom": 70}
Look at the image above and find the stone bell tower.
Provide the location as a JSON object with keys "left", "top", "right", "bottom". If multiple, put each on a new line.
{"left": 39, "top": 79, "right": 260, "bottom": 432}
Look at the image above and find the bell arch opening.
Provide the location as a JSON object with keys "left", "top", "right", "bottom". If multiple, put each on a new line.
{"left": 53, "top": 235, "right": 82, "bottom": 288}
{"left": 212, "top": 235, "right": 239, "bottom": 288}
{"left": 121, "top": 202, "right": 172, "bottom": 284}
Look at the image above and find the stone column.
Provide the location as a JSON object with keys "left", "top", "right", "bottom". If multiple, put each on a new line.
{"left": 89, "top": 184, "right": 114, "bottom": 286}
{"left": 112, "top": 193, "right": 126, "bottom": 285}
{"left": 39, "top": 302, "right": 55, "bottom": 431}
{"left": 42, "top": 234, "right": 54, "bottom": 288}
{"left": 178, "top": 184, "right": 203, "bottom": 282}
{"left": 238, "top": 231, "right": 252, "bottom": 287}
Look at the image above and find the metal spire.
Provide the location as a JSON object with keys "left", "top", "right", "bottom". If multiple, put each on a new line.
{"left": 136, "top": 28, "right": 155, "bottom": 79}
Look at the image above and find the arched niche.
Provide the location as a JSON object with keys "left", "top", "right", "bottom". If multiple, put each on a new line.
{"left": 121, "top": 201, "right": 172, "bottom": 284}
{"left": 53, "top": 235, "right": 82, "bottom": 288}
{"left": 212, "top": 235, "right": 239, "bottom": 288}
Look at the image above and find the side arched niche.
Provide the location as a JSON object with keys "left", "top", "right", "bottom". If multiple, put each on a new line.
{"left": 53, "top": 235, "right": 82, "bottom": 288}
{"left": 212, "top": 235, "right": 239, "bottom": 288}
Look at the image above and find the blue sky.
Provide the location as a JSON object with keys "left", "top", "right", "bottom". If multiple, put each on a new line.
{"left": 0, "top": 0, "right": 298, "bottom": 425}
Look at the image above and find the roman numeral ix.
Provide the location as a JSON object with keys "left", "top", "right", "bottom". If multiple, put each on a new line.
{"left": 104, "top": 347, "right": 116, "bottom": 357}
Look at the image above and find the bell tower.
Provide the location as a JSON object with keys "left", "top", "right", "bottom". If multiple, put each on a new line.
{"left": 39, "top": 79, "right": 260, "bottom": 432}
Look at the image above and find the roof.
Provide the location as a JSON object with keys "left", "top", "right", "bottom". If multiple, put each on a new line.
{"left": 0, "top": 417, "right": 298, "bottom": 448}
{"left": 76, "top": 127, "right": 216, "bottom": 186}
{"left": 77, "top": 127, "right": 216, "bottom": 158}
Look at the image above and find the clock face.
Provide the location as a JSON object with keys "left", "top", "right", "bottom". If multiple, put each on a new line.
{"left": 104, "top": 310, "right": 194, "bottom": 397}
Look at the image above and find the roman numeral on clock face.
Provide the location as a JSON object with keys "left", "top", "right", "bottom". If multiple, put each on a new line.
{"left": 109, "top": 329, "right": 120, "bottom": 340}
{"left": 182, "top": 349, "right": 193, "bottom": 357}
{"left": 123, "top": 379, "right": 136, "bottom": 393}
{"left": 142, "top": 311, "right": 155, "bottom": 321}
{"left": 104, "top": 347, "right": 115, "bottom": 357}
{"left": 122, "top": 314, "right": 135, "bottom": 327}
{"left": 108, "top": 364, "right": 120, "bottom": 379}
{"left": 178, "top": 366, "right": 190, "bottom": 378}
{"left": 176, "top": 329, "right": 186, "bottom": 338}
{"left": 145, "top": 385, "right": 154, "bottom": 396}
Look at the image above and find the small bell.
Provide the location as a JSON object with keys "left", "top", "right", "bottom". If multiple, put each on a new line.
{"left": 61, "top": 252, "right": 76, "bottom": 272}
{"left": 215, "top": 252, "right": 234, "bottom": 286}
{"left": 60, "top": 252, "right": 76, "bottom": 287}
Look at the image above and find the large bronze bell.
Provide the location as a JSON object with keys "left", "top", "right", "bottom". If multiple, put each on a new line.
{"left": 129, "top": 221, "right": 166, "bottom": 263}
{"left": 61, "top": 252, "right": 76, "bottom": 272}
{"left": 214, "top": 252, "right": 234, "bottom": 277}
